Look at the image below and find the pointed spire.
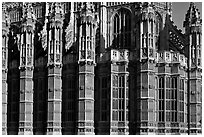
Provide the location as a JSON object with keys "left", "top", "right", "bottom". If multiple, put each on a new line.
{"left": 184, "top": 2, "right": 201, "bottom": 27}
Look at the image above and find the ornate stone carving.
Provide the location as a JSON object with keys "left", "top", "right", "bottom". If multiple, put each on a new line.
{"left": 65, "top": 22, "right": 73, "bottom": 51}
{"left": 41, "top": 25, "right": 47, "bottom": 51}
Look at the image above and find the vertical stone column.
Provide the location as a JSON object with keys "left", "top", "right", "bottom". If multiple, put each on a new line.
{"left": 188, "top": 29, "right": 202, "bottom": 135}
{"left": 99, "top": 2, "right": 107, "bottom": 51}
{"left": 76, "top": 2, "right": 97, "bottom": 135}
{"left": 46, "top": 2, "right": 63, "bottom": 135}
{"left": 183, "top": 3, "right": 202, "bottom": 134}
{"left": 18, "top": 3, "right": 35, "bottom": 135}
{"left": 2, "top": 5, "right": 10, "bottom": 134}
{"left": 137, "top": 3, "right": 156, "bottom": 135}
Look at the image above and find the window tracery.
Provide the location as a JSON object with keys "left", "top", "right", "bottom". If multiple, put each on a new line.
{"left": 112, "top": 9, "right": 131, "bottom": 49}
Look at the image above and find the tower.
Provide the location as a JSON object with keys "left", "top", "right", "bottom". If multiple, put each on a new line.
{"left": 135, "top": 2, "right": 156, "bottom": 134}
{"left": 18, "top": 3, "right": 35, "bottom": 135}
{"left": 76, "top": 2, "right": 97, "bottom": 135}
{"left": 183, "top": 2, "right": 202, "bottom": 135}
{"left": 46, "top": 2, "right": 64, "bottom": 135}
{"left": 77, "top": 2, "right": 97, "bottom": 135}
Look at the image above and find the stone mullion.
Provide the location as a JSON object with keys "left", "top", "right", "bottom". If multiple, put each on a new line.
{"left": 110, "top": 72, "right": 114, "bottom": 135}
{"left": 124, "top": 72, "right": 129, "bottom": 135}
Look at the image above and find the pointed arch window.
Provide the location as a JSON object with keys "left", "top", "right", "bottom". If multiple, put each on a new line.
{"left": 113, "top": 14, "right": 120, "bottom": 47}
{"left": 112, "top": 9, "right": 131, "bottom": 49}
{"left": 22, "top": 44, "right": 26, "bottom": 65}
{"left": 155, "top": 13, "right": 162, "bottom": 35}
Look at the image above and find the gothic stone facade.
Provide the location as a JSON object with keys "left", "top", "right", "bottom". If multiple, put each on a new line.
{"left": 2, "top": 2, "right": 202, "bottom": 135}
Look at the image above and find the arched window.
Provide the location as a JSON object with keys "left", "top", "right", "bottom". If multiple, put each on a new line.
{"left": 112, "top": 9, "right": 131, "bottom": 49}
{"left": 155, "top": 13, "right": 162, "bottom": 35}
{"left": 113, "top": 14, "right": 119, "bottom": 47}
{"left": 155, "top": 13, "right": 162, "bottom": 50}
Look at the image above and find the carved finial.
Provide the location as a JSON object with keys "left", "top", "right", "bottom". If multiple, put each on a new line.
{"left": 78, "top": 2, "right": 95, "bottom": 14}
{"left": 2, "top": 3, "right": 10, "bottom": 27}
{"left": 22, "top": 2, "right": 36, "bottom": 21}
{"left": 49, "top": 2, "right": 63, "bottom": 18}
{"left": 65, "top": 23, "right": 74, "bottom": 51}
{"left": 2, "top": 2, "right": 7, "bottom": 13}
{"left": 141, "top": 2, "right": 155, "bottom": 21}
{"left": 65, "top": 3, "right": 75, "bottom": 51}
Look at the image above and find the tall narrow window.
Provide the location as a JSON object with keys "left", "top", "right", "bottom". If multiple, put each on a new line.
{"left": 56, "top": 28, "right": 60, "bottom": 54}
{"left": 166, "top": 77, "right": 171, "bottom": 121}
{"left": 118, "top": 75, "right": 125, "bottom": 121}
{"left": 158, "top": 77, "right": 164, "bottom": 122}
{"left": 113, "top": 14, "right": 119, "bottom": 48}
{"left": 112, "top": 75, "right": 118, "bottom": 121}
{"left": 112, "top": 9, "right": 131, "bottom": 49}
{"left": 197, "top": 45, "right": 201, "bottom": 66}
{"left": 22, "top": 44, "right": 26, "bottom": 65}
{"left": 50, "top": 29, "right": 54, "bottom": 55}
{"left": 179, "top": 79, "right": 184, "bottom": 122}
{"left": 171, "top": 77, "right": 177, "bottom": 122}
{"left": 155, "top": 13, "right": 162, "bottom": 50}
{"left": 155, "top": 13, "right": 162, "bottom": 35}
{"left": 112, "top": 75, "right": 126, "bottom": 122}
